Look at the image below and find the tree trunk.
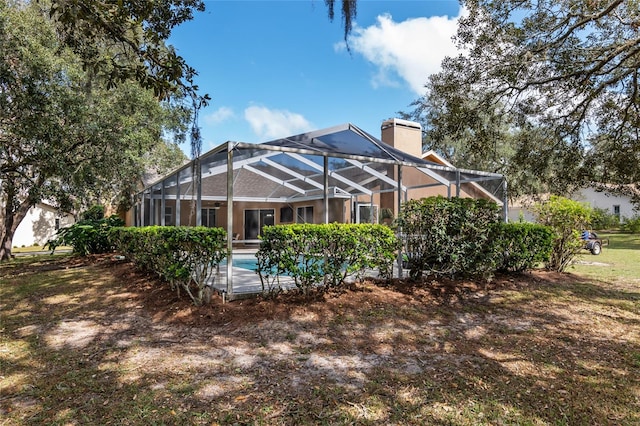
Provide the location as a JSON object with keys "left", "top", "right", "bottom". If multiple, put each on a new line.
{"left": 0, "top": 191, "right": 33, "bottom": 262}
{"left": 0, "top": 224, "right": 16, "bottom": 261}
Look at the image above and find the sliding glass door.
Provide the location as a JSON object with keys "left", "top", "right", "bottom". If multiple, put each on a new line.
{"left": 244, "top": 209, "right": 275, "bottom": 240}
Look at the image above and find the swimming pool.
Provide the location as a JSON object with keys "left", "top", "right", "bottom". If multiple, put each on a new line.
{"left": 231, "top": 254, "right": 259, "bottom": 271}
{"left": 222, "top": 254, "right": 316, "bottom": 274}
{"left": 219, "top": 254, "right": 260, "bottom": 272}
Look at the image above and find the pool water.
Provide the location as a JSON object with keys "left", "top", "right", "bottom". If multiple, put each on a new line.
{"left": 223, "top": 255, "right": 315, "bottom": 274}
{"left": 218, "top": 254, "right": 260, "bottom": 272}
{"left": 231, "top": 255, "right": 259, "bottom": 271}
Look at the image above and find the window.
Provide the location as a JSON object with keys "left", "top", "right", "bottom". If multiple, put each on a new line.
{"left": 201, "top": 208, "right": 217, "bottom": 227}
{"left": 613, "top": 205, "right": 621, "bottom": 221}
{"left": 164, "top": 206, "right": 173, "bottom": 226}
{"left": 296, "top": 206, "right": 314, "bottom": 223}
{"left": 280, "top": 206, "right": 293, "bottom": 223}
{"left": 354, "top": 203, "right": 378, "bottom": 224}
{"left": 55, "top": 218, "right": 60, "bottom": 230}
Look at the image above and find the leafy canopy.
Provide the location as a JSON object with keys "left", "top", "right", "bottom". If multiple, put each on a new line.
{"left": 404, "top": 0, "right": 640, "bottom": 202}
{"left": 46, "top": 0, "right": 359, "bottom": 158}
{"left": 0, "top": 2, "right": 188, "bottom": 260}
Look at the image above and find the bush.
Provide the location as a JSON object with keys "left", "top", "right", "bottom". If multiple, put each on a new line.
{"left": 621, "top": 216, "right": 640, "bottom": 233}
{"left": 110, "top": 226, "right": 227, "bottom": 306}
{"left": 395, "top": 196, "right": 502, "bottom": 279}
{"left": 256, "top": 223, "right": 398, "bottom": 295}
{"left": 590, "top": 207, "right": 620, "bottom": 230}
{"left": 495, "top": 223, "right": 555, "bottom": 272}
{"left": 47, "top": 214, "right": 124, "bottom": 255}
{"left": 533, "top": 195, "right": 591, "bottom": 272}
{"left": 82, "top": 205, "right": 106, "bottom": 221}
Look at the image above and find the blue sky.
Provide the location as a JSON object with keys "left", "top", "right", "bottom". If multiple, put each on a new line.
{"left": 169, "top": 0, "right": 465, "bottom": 154}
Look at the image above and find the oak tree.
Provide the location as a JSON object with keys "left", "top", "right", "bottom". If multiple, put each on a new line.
{"left": 0, "top": 2, "right": 188, "bottom": 260}
{"left": 407, "top": 0, "right": 640, "bottom": 202}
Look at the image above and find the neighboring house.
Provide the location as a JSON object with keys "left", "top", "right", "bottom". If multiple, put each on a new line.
{"left": 508, "top": 196, "right": 539, "bottom": 223}
{"left": 508, "top": 187, "right": 638, "bottom": 223}
{"left": 13, "top": 203, "right": 75, "bottom": 247}
{"left": 572, "top": 187, "right": 637, "bottom": 221}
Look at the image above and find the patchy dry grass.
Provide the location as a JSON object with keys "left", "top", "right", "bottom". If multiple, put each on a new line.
{"left": 1, "top": 251, "right": 639, "bottom": 425}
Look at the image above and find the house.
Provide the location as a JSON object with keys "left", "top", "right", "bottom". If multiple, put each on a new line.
{"left": 572, "top": 186, "right": 637, "bottom": 221}
{"left": 127, "top": 119, "right": 506, "bottom": 233}
{"left": 508, "top": 187, "right": 638, "bottom": 223}
{"left": 12, "top": 202, "right": 75, "bottom": 247}
{"left": 127, "top": 118, "right": 506, "bottom": 296}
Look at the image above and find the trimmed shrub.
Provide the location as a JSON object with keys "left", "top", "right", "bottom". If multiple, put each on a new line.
{"left": 110, "top": 226, "right": 227, "bottom": 306}
{"left": 395, "top": 196, "right": 502, "bottom": 279}
{"left": 622, "top": 216, "right": 640, "bottom": 233}
{"left": 495, "top": 223, "right": 555, "bottom": 272}
{"left": 256, "top": 223, "right": 398, "bottom": 295}
{"left": 47, "top": 214, "right": 124, "bottom": 255}
{"left": 590, "top": 207, "right": 620, "bottom": 230}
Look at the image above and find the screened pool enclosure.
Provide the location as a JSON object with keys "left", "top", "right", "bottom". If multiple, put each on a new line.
{"left": 130, "top": 121, "right": 507, "bottom": 298}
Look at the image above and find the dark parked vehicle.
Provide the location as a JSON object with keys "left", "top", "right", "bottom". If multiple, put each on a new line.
{"left": 581, "top": 231, "right": 608, "bottom": 255}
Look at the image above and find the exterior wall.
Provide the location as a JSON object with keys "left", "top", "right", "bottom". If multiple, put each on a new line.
{"left": 508, "top": 187, "right": 637, "bottom": 223}
{"left": 229, "top": 199, "right": 346, "bottom": 238}
{"left": 381, "top": 118, "right": 423, "bottom": 158}
{"left": 124, "top": 208, "right": 135, "bottom": 227}
{"left": 378, "top": 119, "right": 489, "bottom": 220}
{"left": 13, "top": 204, "right": 74, "bottom": 247}
{"left": 573, "top": 187, "right": 637, "bottom": 220}
{"left": 507, "top": 205, "right": 537, "bottom": 223}
{"left": 137, "top": 198, "right": 348, "bottom": 239}
{"left": 380, "top": 119, "right": 423, "bottom": 217}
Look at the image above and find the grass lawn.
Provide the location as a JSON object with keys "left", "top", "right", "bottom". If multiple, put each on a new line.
{"left": 570, "top": 232, "right": 640, "bottom": 282}
{"left": 1, "top": 239, "right": 639, "bottom": 425}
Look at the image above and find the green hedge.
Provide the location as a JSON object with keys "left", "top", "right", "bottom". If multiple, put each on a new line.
{"left": 396, "top": 196, "right": 503, "bottom": 279}
{"left": 48, "top": 214, "right": 125, "bottom": 255}
{"left": 495, "top": 223, "right": 555, "bottom": 272}
{"left": 256, "top": 223, "right": 398, "bottom": 294}
{"left": 396, "top": 196, "right": 554, "bottom": 278}
{"left": 110, "top": 226, "right": 227, "bottom": 305}
{"left": 622, "top": 216, "right": 640, "bottom": 233}
{"left": 591, "top": 207, "right": 620, "bottom": 230}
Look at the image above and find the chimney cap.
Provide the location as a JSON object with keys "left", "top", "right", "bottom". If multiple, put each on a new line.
{"left": 381, "top": 118, "right": 422, "bottom": 131}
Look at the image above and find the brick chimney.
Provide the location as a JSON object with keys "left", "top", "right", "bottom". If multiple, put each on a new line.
{"left": 379, "top": 119, "right": 423, "bottom": 218}
{"left": 380, "top": 118, "right": 423, "bottom": 157}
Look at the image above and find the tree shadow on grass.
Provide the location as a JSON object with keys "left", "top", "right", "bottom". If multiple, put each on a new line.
{"left": 2, "top": 257, "right": 639, "bottom": 424}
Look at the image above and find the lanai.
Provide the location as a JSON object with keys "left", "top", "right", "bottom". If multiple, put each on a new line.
{"left": 130, "top": 121, "right": 506, "bottom": 297}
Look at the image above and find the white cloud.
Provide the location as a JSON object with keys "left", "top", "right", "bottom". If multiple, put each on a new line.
{"left": 203, "top": 106, "right": 235, "bottom": 125}
{"left": 244, "top": 105, "right": 314, "bottom": 140}
{"left": 342, "top": 8, "right": 465, "bottom": 94}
